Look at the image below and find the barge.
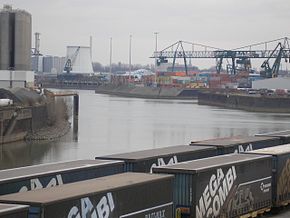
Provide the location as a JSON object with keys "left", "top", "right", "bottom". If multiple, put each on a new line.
{"left": 95, "top": 84, "right": 201, "bottom": 99}
{"left": 198, "top": 90, "right": 290, "bottom": 113}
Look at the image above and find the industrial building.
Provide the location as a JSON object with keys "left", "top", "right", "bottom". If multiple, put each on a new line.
{"left": 32, "top": 55, "right": 65, "bottom": 74}
{"left": 63, "top": 46, "right": 93, "bottom": 74}
{"left": 252, "top": 77, "right": 290, "bottom": 90}
{"left": 0, "top": 5, "right": 34, "bottom": 88}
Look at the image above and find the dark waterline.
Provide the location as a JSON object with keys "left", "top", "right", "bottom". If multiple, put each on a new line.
{"left": 1, "top": 89, "right": 290, "bottom": 170}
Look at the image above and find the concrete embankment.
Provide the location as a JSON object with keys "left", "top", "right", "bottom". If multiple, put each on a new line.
{"left": 95, "top": 85, "right": 200, "bottom": 99}
{"left": 198, "top": 91, "right": 290, "bottom": 113}
{"left": 25, "top": 120, "right": 71, "bottom": 141}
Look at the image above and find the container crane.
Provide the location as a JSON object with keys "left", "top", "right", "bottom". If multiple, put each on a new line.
{"left": 64, "top": 46, "right": 80, "bottom": 73}
{"left": 260, "top": 38, "right": 290, "bottom": 78}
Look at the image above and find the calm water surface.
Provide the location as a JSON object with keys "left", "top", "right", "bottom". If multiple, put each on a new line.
{"left": 1, "top": 89, "right": 290, "bottom": 169}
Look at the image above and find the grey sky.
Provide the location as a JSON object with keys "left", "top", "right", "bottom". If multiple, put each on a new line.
{"left": 5, "top": 0, "right": 290, "bottom": 66}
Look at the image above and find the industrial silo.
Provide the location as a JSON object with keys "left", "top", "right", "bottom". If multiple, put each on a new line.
{"left": 14, "top": 9, "right": 31, "bottom": 71}
{"left": 0, "top": 6, "right": 11, "bottom": 70}
{"left": 65, "top": 46, "right": 93, "bottom": 74}
{"left": 0, "top": 5, "right": 33, "bottom": 88}
{"left": 0, "top": 5, "right": 31, "bottom": 71}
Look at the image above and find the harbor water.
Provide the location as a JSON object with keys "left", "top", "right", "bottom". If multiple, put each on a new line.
{"left": 1, "top": 89, "right": 290, "bottom": 170}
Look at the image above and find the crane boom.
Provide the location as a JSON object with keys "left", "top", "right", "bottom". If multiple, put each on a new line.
{"left": 64, "top": 46, "right": 81, "bottom": 73}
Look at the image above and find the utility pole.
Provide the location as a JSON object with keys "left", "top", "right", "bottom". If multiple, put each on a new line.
{"left": 109, "top": 37, "right": 112, "bottom": 83}
{"left": 90, "top": 36, "right": 93, "bottom": 60}
{"left": 129, "top": 34, "right": 132, "bottom": 83}
{"left": 154, "top": 32, "right": 159, "bottom": 86}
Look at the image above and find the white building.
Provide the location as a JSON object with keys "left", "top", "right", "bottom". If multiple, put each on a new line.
{"left": 252, "top": 77, "right": 290, "bottom": 90}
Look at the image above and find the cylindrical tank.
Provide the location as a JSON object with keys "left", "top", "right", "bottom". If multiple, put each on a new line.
{"left": 0, "top": 5, "right": 31, "bottom": 71}
{"left": 65, "top": 46, "right": 93, "bottom": 74}
{"left": 14, "top": 10, "right": 31, "bottom": 71}
{"left": 0, "top": 9, "right": 10, "bottom": 70}
{"left": 0, "top": 99, "right": 13, "bottom": 106}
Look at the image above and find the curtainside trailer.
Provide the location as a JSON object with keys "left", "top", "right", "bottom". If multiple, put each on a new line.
{"left": 0, "top": 203, "right": 28, "bottom": 218}
{"left": 0, "top": 173, "right": 174, "bottom": 218}
{"left": 247, "top": 144, "right": 290, "bottom": 207}
{"left": 191, "top": 135, "right": 282, "bottom": 154}
{"left": 153, "top": 153, "right": 272, "bottom": 218}
{"left": 256, "top": 130, "right": 290, "bottom": 144}
{"left": 95, "top": 145, "right": 217, "bottom": 172}
{"left": 0, "top": 159, "right": 124, "bottom": 195}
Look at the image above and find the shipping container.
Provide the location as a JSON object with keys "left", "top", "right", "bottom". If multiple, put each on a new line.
{"left": 153, "top": 153, "right": 272, "bottom": 218}
{"left": 256, "top": 130, "right": 290, "bottom": 144}
{"left": 0, "top": 159, "right": 124, "bottom": 195}
{"left": 247, "top": 144, "right": 290, "bottom": 207}
{"left": 0, "top": 173, "right": 174, "bottom": 218}
{"left": 191, "top": 136, "right": 282, "bottom": 154}
{"left": 0, "top": 203, "right": 28, "bottom": 218}
{"left": 95, "top": 145, "right": 217, "bottom": 173}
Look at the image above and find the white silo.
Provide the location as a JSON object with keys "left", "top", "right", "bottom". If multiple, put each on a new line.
{"left": 64, "top": 46, "right": 93, "bottom": 74}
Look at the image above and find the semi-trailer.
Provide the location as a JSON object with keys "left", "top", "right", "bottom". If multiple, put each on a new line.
{"left": 0, "top": 203, "right": 28, "bottom": 218}
{"left": 153, "top": 153, "right": 273, "bottom": 218}
{"left": 247, "top": 144, "right": 290, "bottom": 207}
{"left": 191, "top": 136, "right": 282, "bottom": 154}
{"left": 0, "top": 173, "right": 174, "bottom": 218}
{"left": 0, "top": 159, "right": 124, "bottom": 195}
{"left": 95, "top": 145, "right": 217, "bottom": 172}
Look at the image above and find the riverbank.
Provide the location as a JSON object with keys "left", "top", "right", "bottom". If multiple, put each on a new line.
{"left": 25, "top": 120, "right": 71, "bottom": 141}
{"left": 0, "top": 88, "right": 71, "bottom": 144}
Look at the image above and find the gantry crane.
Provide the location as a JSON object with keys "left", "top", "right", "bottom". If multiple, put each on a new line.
{"left": 260, "top": 38, "right": 290, "bottom": 78}
{"left": 151, "top": 37, "right": 290, "bottom": 77}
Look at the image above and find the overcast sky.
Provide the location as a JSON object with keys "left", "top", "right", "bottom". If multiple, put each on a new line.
{"left": 4, "top": 0, "right": 290, "bottom": 67}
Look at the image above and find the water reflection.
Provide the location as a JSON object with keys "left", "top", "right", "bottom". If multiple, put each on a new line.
{"left": 1, "top": 90, "right": 290, "bottom": 170}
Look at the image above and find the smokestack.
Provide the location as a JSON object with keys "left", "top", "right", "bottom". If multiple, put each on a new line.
{"left": 90, "top": 36, "right": 92, "bottom": 60}
{"left": 34, "top": 32, "right": 40, "bottom": 55}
